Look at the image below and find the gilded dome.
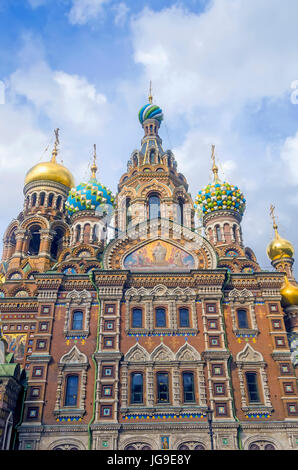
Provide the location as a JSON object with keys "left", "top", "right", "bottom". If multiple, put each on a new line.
{"left": 267, "top": 229, "right": 294, "bottom": 261}
{"left": 280, "top": 276, "right": 298, "bottom": 307}
{"left": 25, "top": 159, "right": 75, "bottom": 188}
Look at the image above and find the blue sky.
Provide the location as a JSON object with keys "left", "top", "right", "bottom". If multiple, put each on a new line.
{"left": 0, "top": 0, "right": 298, "bottom": 276}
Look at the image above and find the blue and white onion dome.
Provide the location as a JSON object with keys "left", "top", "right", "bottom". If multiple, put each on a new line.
{"left": 138, "top": 103, "right": 163, "bottom": 125}
{"left": 66, "top": 179, "right": 115, "bottom": 215}
{"left": 194, "top": 181, "right": 246, "bottom": 216}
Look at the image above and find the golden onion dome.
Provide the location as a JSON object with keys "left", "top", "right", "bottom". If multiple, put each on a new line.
{"left": 24, "top": 129, "right": 75, "bottom": 189}
{"left": 280, "top": 276, "right": 298, "bottom": 307}
{"left": 267, "top": 227, "right": 294, "bottom": 261}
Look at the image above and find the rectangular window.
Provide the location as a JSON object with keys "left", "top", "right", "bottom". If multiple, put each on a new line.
{"left": 101, "top": 406, "right": 112, "bottom": 417}
{"left": 105, "top": 304, "right": 116, "bottom": 314}
{"left": 102, "top": 385, "right": 113, "bottom": 397}
{"left": 103, "top": 337, "right": 114, "bottom": 348}
{"left": 283, "top": 383, "right": 294, "bottom": 394}
{"left": 215, "top": 403, "right": 227, "bottom": 417}
{"left": 132, "top": 308, "right": 143, "bottom": 328}
{"left": 237, "top": 309, "right": 249, "bottom": 329}
{"left": 182, "top": 372, "right": 195, "bottom": 403}
{"left": 179, "top": 308, "right": 190, "bottom": 328}
{"left": 27, "top": 407, "right": 39, "bottom": 420}
{"left": 104, "top": 321, "right": 115, "bottom": 331}
{"left": 36, "top": 340, "right": 46, "bottom": 350}
{"left": 39, "top": 322, "right": 49, "bottom": 332}
{"left": 207, "top": 319, "right": 218, "bottom": 330}
{"left": 275, "top": 336, "right": 286, "bottom": 348}
{"left": 212, "top": 364, "right": 223, "bottom": 376}
{"left": 64, "top": 375, "right": 79, "bottom": 407}
{"left": 131, "top": 373, "right": 143, "bottom": 404}
{"left": 280, "top": 363, "right": 291, "bottom": 375}
{"left": 246, "top": 372, "right": 260, "bottom": 403}
{"left": 155, "top": 308, "right": 166, "bottom": 327}
{"left": 269, "top": 304, "right": 278, "bottom": 312}
{"left": 32, "top": 367, "right": 44, "bottom": 378}
{"left": 272, "top": 319, "right": 282, "bottom": 329}
{"left": 287, "top": 403, "right": 298, "bottom": 415}
{"left": 41, "top": 305, "right": 51, "bottom": 315}
{"left": 71, "top": 311, "right": 83, "bottom": 330}
{"left": 206, "top": 304, "right": 216, "bottom": 313}
{"left": 30, "top": 387, "right": 41, "bottom": 399}
{"left": 102, "top": 366, "right": 114, "bottom": 378}
{"left": 214, "top": 383, "right": 225, "bottom": 396}
{"left": 157, "top": 372, "right": 169, "bottom": 403}
{"left": 209, "top": 336, "right": 220, "bottom": 347}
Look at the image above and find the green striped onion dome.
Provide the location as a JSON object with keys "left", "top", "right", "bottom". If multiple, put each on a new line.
{"left": 194, "top": 182, "right": 246, "bottom": 216}
{"left": 65, "top": 180, "right": 115, "bottom": 215}
{"left": 138, "top": 103, "right": 163, "bottom": 124}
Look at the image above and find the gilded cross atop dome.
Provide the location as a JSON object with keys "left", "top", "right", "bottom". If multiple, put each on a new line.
{"left": 211, "top": 144, "right": 220, "bottom": 183}
{"left": 90, "top": 144, "right": 98, "bottom": 180}
{"left": 51, "top": 128, "right": 60, "bottom": 163}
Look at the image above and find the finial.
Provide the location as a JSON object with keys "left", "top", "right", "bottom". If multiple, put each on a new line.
{"left": 148, "top": 80, "right": 153, "bottom": 104}
{"left": 90, "top": 144, "right": 98, "bottom": 180}
{"left": 51, "top": 128, "right": 60, "bottom": 163}
{"left": 211, "top": 144, "right": 220, "bottom": 183}
{"left": 270, "top": 204, "right": 279, "bottom": 235}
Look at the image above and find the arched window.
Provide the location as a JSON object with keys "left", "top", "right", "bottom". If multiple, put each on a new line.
{"left": 83, "top": 224, "right": 91, "bottom": 244}
{"left": 150, "top": 150, "right": 155, "bottom": 164}
{"left": 155, "top": 307, "right": 166, "bottom": 327}
{"left": 182, "top": 372, "right": 195, "bottom": 403}
{"left": 179, "top": 308, "right": 190, "bottom": 327}
{"left": 40, "top": 192, "right": 45, "bottom": 206}
{"left": 51, "top": 227, "right": 64, "bottom": 260}
{"left": 92, "top": 225, "right": 99, "bottom": 242}
{"left": 126, "top": 198, "right": 132, "bottom": 228}
{"left": 75, "top": 225, "right": 81, "bottom": 243}
{"left": 56, "top": 196, "right": 62, "bottom": 210}
{"left": 157, "top": 372, "right": 169, "bottom": 403}
{"left": 132, "top": 308, "right": 142, "bottom": 328}
{"left": 32, "top": 193, "right": 37, "bottom": 207}
{"left": 245, "top": 372, "right": 260, "bottom": 403}
{"left": 64, "top": 375, "right": 79, "bottom": 407}
{"left": 233, "top": 225, "right": 238, "bottom": 242}
{"left": 148, "top": 194, "right": 161, "bottom": 220}
{"left": 177, "top": 199, "right": 184, "bottom": 226}
{"left": 216, "top": 225, "right": 222, "bottom": 242}
{"left": 130, "top": 373, "right": 143, "bottom": 404}
{"left": 237, "top": 309, "right": 249, "bottom": 329}
{"left": 249, "top": 443, "right": 260, "bottom": 450}
{"left": 72, "top": 311, "right": 83, "bottom": 330}
{"left": 27, "top": 225, "right": 41, "bottom": 256}
{"left": 48, "top": 193, "right": 54, "bottom": 207}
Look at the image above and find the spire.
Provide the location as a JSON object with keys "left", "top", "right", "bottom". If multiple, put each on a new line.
{"left": 148, "top": 80, "right": 153, "bottom": 104}
{"left": 51, "top": 128, "right": 59, "bottom": 163}
{"left": 211, "top": 145, "right": 220, "bottom": 183}
{"left": 90, "top": 144, "right": 98, "bottom": 181}
{"left": 270, "top": 204, "right": 279, "bottom": 234}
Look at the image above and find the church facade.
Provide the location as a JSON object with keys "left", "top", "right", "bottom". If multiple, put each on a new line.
{"left": 0, "top": 97, "right": 297, "bottom": 450}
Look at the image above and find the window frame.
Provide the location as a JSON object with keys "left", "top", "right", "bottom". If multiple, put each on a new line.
{"left": 130, "top": 372, "right": 144, "bottom": 405}
{"left": 156, "top": 371, "right": 170, "bottom": 404}
{"left": 64, "top": 374, "right": 79, "bottom": 407}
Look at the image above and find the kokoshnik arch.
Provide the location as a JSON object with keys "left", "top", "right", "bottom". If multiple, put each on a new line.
{"left": 0, "top": 91, "right": 297, "bottom": 451}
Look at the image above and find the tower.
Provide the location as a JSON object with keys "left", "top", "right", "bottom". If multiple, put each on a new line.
{"left": 2, "top": 129, "right": 74, "bottom": 275}
{"left": 195, "top": 145, "right": 259, "bottom": 274}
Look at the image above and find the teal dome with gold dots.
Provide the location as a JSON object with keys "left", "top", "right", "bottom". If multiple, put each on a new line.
{"left": 194, "top": 146, "right": 246, "bottom": 217}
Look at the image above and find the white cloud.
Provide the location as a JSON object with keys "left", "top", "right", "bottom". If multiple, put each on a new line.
{"left": 281, "top": 131, "right": 298, "bottom": 186}
{"left": 68, "top": 0, "right": 110, "bottom": 25}
{"left": 131, "top": 1, "right": 298, "bottom": 118}
{"left": 10, "top": 61, "right": 110, "bottom": 135}
{"left": 113, "top": 2, "right": 129, "bottom": 26}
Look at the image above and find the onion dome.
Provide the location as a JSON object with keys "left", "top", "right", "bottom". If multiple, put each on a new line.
{"left": 280, "top": 276, "right": 298, "bottom": 307}
{"left": 267, "top": 206, "right": 294, "bottom": 261}
{"left": 138, "top": 103, "right": 163, "bottom": 124}
{"left": 194, "top": 145, "right": 246, "bottom": 216}
{"left": 65, "top": 145, "right": 115, "bottom": 215}
{"left": 25, "top": 129, "right": 74, "bottom": 189}
{"left": 138, "top": 82, "right": 163, "bottom": 124}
